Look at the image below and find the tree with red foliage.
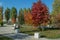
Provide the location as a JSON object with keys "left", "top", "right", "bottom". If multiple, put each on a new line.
{"left": 31, "top": 0, "right": 49, "bottom": 27}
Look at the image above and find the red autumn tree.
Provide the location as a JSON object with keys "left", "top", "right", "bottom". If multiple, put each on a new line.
{"left": 31, "top": 0, "right": 49, "bottom": 27}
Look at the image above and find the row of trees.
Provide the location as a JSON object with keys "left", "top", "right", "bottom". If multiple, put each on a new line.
{"left": 0, "top": 7, "right": 18, "bottom": 26}
{"left": 18, "top": 0, "right": 50, "bottom": 27}
{"left": 5, "top": 7, "right": 17, "bottom": 24}
{"left": 0, "top": 7, "right": 32, "bottom": 26}
{"left": 5, "top": 7, "right": 33, "bottom": 25}
{"left": 0, "top": 0, "right": 50, "bottom": 28}
{"left": 18, "top": 8, "right": 33, "bottom": 25}
{"left": 0, "top": 0, "right": 60, "bottom": 30}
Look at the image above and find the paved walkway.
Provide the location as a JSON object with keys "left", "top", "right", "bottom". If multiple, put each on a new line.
{"left": 0, "top": 24, "right": 15, "bottom": 34}
{"left": 3, "top": 33, "right": 60, "bottom": 40}
{"left": 0, "top": 24, "right": 60, "bottom": 40}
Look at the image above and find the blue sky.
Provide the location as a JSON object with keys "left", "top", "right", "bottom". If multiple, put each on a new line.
{"left": 0, "top": 0, "right": 54, "bottom": 13}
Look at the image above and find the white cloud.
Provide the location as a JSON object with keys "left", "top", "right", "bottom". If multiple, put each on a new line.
{"left": 0, "top": 2, "right": 2, "bottom": 6}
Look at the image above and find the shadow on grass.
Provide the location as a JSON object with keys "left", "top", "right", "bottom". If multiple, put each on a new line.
{"left": 21, "top": 30, "right": 39, "bottom": 32}
{"left": 45, "top": 28, "right": 60, "bottom": 31}
{"left": 40, "top": 35, "right": 46, "bottom": 38}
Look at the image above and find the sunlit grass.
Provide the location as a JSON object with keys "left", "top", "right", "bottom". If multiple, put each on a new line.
{"left": 20, "top": 25, "right": 60, "bottom": 39}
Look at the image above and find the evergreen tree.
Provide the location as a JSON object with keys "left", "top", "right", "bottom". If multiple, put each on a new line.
{"left": 5, "top": 8, "right": 10, "bottom": 23}
{"left": 18, "top": 8, "right": 24, "bottom": 25}
{"left": 11, "top": 7, "right": 17, "bottom": 24}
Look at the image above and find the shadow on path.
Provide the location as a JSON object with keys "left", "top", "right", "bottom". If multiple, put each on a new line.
{"left": 2, "top": 33, "right": 29, "bottom": 39}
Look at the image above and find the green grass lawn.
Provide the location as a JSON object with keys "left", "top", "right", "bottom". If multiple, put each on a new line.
{"left": 0, "top": 36, "right": 13, "bottom": 40}
{"left": 40, "top": 30, "right": 60, "bottom": 39}
{"left": 20, "top": 25, "right": 60, "bottom": 39}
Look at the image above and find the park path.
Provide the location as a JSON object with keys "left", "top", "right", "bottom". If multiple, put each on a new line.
{"left": 0, "top": 24, "right": 60, "bottom": 40}
{"left": 4, "top": 33, "right": 60, "bottom": 40}
{"left": 0, "top": 24, "right": 15, "bottom": 34}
